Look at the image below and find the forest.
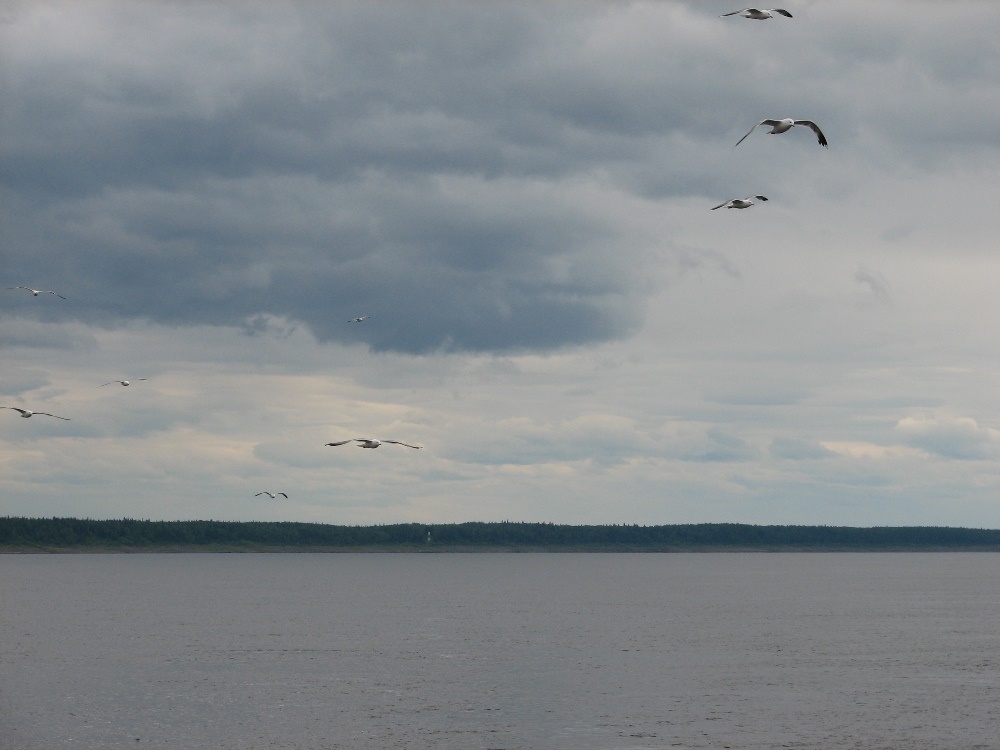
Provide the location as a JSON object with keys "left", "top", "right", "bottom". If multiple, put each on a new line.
{"left": 2, "top": 516, "right": 1000, "bottom": 551}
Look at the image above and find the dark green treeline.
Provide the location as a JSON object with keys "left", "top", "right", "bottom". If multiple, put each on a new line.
{"left": 2, "top": 517, "right": 1000, "bottom": 551}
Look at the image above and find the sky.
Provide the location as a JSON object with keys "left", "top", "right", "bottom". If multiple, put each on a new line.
{"left": 2, "top": 0, "right": 1000, "bottom": 527}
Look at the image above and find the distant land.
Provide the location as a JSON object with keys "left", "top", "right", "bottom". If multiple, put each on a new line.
{"left": 2, "top": 517, "right": 1000, "bottom": 552}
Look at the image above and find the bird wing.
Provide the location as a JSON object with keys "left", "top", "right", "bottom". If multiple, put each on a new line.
{"left": 47, "top": 291, "right": 67, "bottom": 299}
{"left": 794, "top": 120, "right": 828, "bottom": 147}
{"left": 735, "top": 120, "right": 774, "bottom": 147}
{"left": 720, "top": 8, "right": 752, "bottom": 16}
{"left": 99, "top": 382, "right": 118, "bottom": 387}
{"left": 325, "top": 440, "right": 353, "bottom": 446}
{"left": 2, "top": 407, "right": 29, "bottom": 416}
{"left": 277, "top": 493, "right": 288, "bottom": 498}
{"left": 710, "top": 201, "right": 731, "bottom": 210}
{"left": 753, "top": 195, "right": 769, "bottom": 201}
{"left": 772, "top": 9, "right": 793, "bottom": 17}
{"left": 37, "top": 413, "right": 70, "bottom": 420}
{"left": 383, "top": 441, "right": 422, "bottom": 449}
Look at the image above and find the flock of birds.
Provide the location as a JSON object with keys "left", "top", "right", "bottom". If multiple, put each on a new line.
{"left": 714, "top": 10, "right": 827, "bottom": 212}
{"left": 3, "top": 288, "right": 420, "bottom": 500}
{"left": 5, "top": 6, "right": 821, "bottom": 503}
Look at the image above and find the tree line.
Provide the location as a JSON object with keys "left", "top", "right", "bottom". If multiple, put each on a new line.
{"left": 2, "top": 516, "right": 1000, "bottom": 551}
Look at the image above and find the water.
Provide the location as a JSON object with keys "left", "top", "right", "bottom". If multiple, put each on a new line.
{"left": 1, "top": 553, "right": 998, "bottom": 750}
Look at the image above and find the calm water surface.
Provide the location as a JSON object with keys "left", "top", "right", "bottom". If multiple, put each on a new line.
{"left": 1, "top": 553, "right": 998, "bottom": 750}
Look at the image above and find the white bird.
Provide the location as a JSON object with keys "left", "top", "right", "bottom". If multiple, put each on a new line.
{"left": 2, "top": 406, "right": 70, "bottom": 421}
{"left": 99, "top": 379, "right": 149, "bottom": 387}
{"left": 255, "top": 491, "right": 288, "bottom": 498}
{"left": 736, "top": 118, "right": 828, "bottom": 147}
{"left": 721, "top": 8, "right": 792, "bottom": 19}
{"left": 349, "top": 316, "right": 370, "bottom": 323}
{"left": 8, "top": 286, "right": 66, "bottom": 299}
{"left": 712, "top": 195, "right": 769, "bottom": 210}
{"left": 326, "top": 438, "right": 422, "bottom": 450}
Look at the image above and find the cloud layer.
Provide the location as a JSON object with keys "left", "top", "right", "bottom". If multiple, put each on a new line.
{"left": 3, "top": 1, "right": 1000, "bottom": 526}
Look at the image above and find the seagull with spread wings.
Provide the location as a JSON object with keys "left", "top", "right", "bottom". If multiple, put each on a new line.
{"left": 736, "top": 118, "right": 828, "bottom": 147}
{"left": 2, "top": 406, "right": 71, "bottom": 421}
{"left": 348, "top": 316, "right": 369, "bottom": 323}
{"left": 8, "top": 286, "right": 66, "bottom": 299}
{"left": 255, "top": 492, "right": 288, "bottom": 499}
{"left": 326, "top": 439, "right": 422, "bottom": 450}
{"left": 100, "top": 379, "right": 149, "bottom": 387}
{"left": 712, "top": 195, "right": 769, "bottom": 210}
{"left": 721, "top": 8, "right": 792, "bottom": 20}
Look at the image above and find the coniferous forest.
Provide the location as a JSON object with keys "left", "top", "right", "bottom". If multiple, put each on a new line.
{"left": 2, "top": 517, "right": 1000, "bottom": 552}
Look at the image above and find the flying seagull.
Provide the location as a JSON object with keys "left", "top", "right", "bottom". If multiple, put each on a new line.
{"left": 8, "top": 286, "right": 66, "bottom": 299}
{"left": 99, "top": 379, "right": 149, "bottom": 387}
{"left": 348, "top": 316, "right": 370, "bottom": 323}
{"left": 721, "top": 8, "right": 792, "bottom": 19}
{"left": 255, "top": 491, "right": 288, "bottom": 499}
{"left": 736, "top": 118, "right": 828, "bottom": 147}
{"left": 2, "top": 406, "right": 71, "bottom": 421}
{"left": 712, "top": 195, "right": 769, "bottom": 210}
{"left": 326, "top": 439, "right": 422, "bottom": 450}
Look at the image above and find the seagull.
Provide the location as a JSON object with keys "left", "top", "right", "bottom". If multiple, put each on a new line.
{"left": 7, "top": 286, "right": 66, "bottom": 299}
{"left": 2, "top": 406, "right": 71, "bottom": 421}
{"left": 326, "top": 439, "right": 422, "bottom": 450}
{"left": 348, "top": 316, "right": 370, "bottom": 323}
{"left": 721, "top": 8, "right": 792, "bottom": 19}
{"left": 99, "top": 379, "right": 149, "bottom": 387}
{"left": 736, "top": 118, "right": 828, "bottom": 147}
{"left": 712, "top": 195, "right": 769, "bottom": 210}
{"left": 255, "top": 491, "right": 288, "bottom": 499}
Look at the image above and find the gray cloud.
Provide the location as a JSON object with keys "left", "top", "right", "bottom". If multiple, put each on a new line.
{"left": 769, "top": 437, "right": 836, "bottom": 461}
{"left": 895, "top": 415, "right": 1000, "bottom": 460}
{"left": 0, "top": 319, "right": 99, "bottom": 352}
{"left": 8, "top": 1, "right": 996, "bottom": 356}
{"left": 682, "top": 428, "right": 757, "bottom": 463}
{"left": 4, "top": 1, "right": 1000, "bottom": 528}
{"left": 853, "top": 265, "right": 891, "bottom": 304}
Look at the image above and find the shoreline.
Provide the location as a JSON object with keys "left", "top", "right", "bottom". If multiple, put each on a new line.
{"left": 6, "top": 518, "right": 999, "bottom": 554}
{"left": 5, "top": 544, "right": 1000, "bottom": 554}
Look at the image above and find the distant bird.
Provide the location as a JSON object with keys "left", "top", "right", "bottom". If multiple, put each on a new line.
{"left": 255, "top": 491, "right": 288, "bottom": 499}
{"left": 712, "top": 195, "right": 769, "bottom": 210}
{"left": 348, "top": 316, "right": 370, "bottom": 323}
{"left": 7, "top": 286, "right": 66, "bottom": 299}
{"left": 721, "top": 8, "right": 792, "bottom": 19}
{"left": 736, "top": 118, "right": 828, "bottom": 147}
{"left": 326, "top": 439, "right": 422, "bottom": 450}
{"left": 99, "top": 379, "right": 148, "bottom": 387}
{"left": 2, "top": 406, "right": 70, "bottom": 421}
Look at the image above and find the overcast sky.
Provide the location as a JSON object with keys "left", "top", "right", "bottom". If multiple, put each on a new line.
{"left": 3, "top": 0, "right": 1000, "bottom": 527}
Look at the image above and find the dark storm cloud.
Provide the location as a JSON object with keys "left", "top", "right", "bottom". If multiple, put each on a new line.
{"left": 3, "top": 1, "right": 999, "bottom": 354}
{"left": 1, "top": 2, "right": 673, "bottom": 353}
